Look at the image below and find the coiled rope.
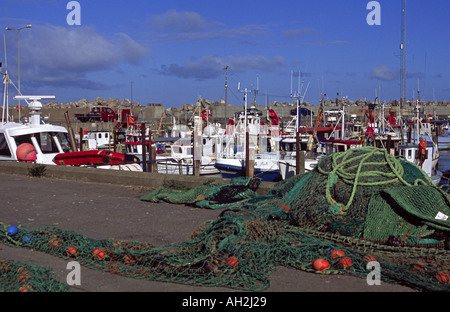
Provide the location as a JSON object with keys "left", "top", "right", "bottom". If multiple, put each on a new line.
{"left": 317, "top": 147, "right": 433, "bottom": 215}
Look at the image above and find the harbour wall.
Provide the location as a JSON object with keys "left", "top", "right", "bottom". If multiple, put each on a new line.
{"left": 0, "top": 161, "right": 276, "bottom": 195}
{"left": 7, "top": 102, "right": 449, "bottom": 133}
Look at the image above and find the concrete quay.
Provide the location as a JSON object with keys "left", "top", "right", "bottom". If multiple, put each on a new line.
{"left": 0, "top": 161, "right": 275, "bottom": 195}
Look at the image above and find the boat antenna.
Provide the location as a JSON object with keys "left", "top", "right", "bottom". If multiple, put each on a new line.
{"left": 238, "top": 82, "right": 254, "bottom": 154}
{"left": 400, "top": 0, "right": 406, "bottom": 110}
{"left": 2, "top": 34, "right": 9, "bottom": 124}
{"left": 14, "top": 95, "right": 55, "bottom": 126}
{"left": 290, "top": 70, "right": 310, "bottom": 130}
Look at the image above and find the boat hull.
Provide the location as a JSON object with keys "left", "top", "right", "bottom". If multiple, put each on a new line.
{"left": 278, "top": 158, "right": 319, "bottom": 180}
{"left": 156, "top": 156, "right": 220, "bottom": 176}
{"left": 214, "top": 158, "right": 282, "bottom": 182}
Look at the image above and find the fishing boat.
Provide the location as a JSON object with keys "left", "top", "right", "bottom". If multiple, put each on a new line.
{"left": 156, "top": 137, "right": 220, "bottom": 176}
{"left": 275, "top": 135, "right": 324, "bottom": 180}
{"left": 76, "top": 129, "right": 113, "bottom": 151}
{"left": 311, "top": 104, "right": 363, "bottom": 155}
{"left": 398, "top": 141, "right": 443, "bottom": 185}
{"left": 405, "top": 118, "right": 450, "bottom": 151}
{"left": 214, "top": 103, "right": 284, "bottom": 182}
{"left": 0, "top": 95, "right": 74, "bottom": 164}
{"left": 123, "top": 121, "right": 220, "bottom": 176}
{"left": 0, "top": 66, "right": 141, "bottom": 170}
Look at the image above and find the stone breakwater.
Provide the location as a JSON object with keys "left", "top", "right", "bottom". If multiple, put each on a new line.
{"left": 8, "top": 96, "right": 450, "bottom": 132}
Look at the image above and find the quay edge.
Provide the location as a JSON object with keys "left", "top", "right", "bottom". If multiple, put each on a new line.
{"left": 0, "top": 161, "right": 276, "bottom": 196}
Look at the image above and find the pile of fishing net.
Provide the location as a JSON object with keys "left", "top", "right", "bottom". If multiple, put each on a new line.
{"left": 1, "top": 147, "right": 449, "bottom": 292}
{"left": 140, "top": 176, "right": 262, "bottom": 209}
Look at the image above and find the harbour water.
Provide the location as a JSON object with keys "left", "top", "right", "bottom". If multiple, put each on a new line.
{"left": 439, "top": 150, "right": 450, "bottom": 172}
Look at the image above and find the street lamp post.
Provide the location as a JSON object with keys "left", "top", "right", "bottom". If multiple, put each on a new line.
{"left": 5, "top": 24, "right": 32, "bottom": 120}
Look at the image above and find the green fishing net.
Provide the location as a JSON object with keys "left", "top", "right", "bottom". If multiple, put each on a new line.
{"left": 1, "top": 147, "right": 449, "bottom": 292}
{"left": 0, "top": 257, "right": 69, "bottom": 292}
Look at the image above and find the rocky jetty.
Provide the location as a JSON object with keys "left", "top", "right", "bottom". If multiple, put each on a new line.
{"left": 13, "top": 95, "right": 447, "bottom": 130}
{"left": 43, "top": 97, "right": 146, "bottom": 110}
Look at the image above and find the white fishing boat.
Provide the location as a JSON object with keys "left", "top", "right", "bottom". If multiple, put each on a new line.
{"left": 215, "top": 152, "right": 282, "bottom": 181}
{"left": 0, "top": 65, "right": 141, "bottom": 171}
{"left": 0, "top": 95, "right": 73, "bottom": 164}
{"left": 123, "top": 122, "right": 220, "bottom": 176}
{"left": 406, "top": 118, "right": 450, "bottom": 151}
{"left": 272, "top": 135, "right": 323, "bottom": 180}
{"left": 398, "top": 141, "right": 442, "bottom": 185}
{"left": 156, "top": 138, "right": 220, "bottom": 176}
{"left": 76, "top": 129, "right": 113, "bottom": 150}
{"left": 214, "top": 101, "right": 284, "bottom": 181}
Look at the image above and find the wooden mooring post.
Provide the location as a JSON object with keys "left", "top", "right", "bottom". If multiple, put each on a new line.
{"left": 296, "top": 129, "right": 305, "bottom": 175}
{"left": 141, "top": 123, "right": 147, "bottom": 172}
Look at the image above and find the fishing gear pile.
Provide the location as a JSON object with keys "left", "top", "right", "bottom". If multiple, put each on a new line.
{"left": 1, "top": 147, "right": 449, "bottom": 291}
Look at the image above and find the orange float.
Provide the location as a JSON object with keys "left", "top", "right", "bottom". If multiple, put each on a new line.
{"left": 93, "top": 248, "right": 106, "bottom": 260}
{"left": 330, "top": 250, "right": 345, "bottom": 260}
{"left": 226, "top": 256, "right": 239, "bottom": 268}
{"left": 66, "top": 246, "right": 78, "bottom": 258}
{"left": 363, "top": 254, "right": 377, "bottom": 262}
{"left": 338, "top": 257, "right": 353, "bottom": 269}
{"left": 16, "top": 143, "right": 36, "bottom": 163}
{"left": 436, "top": 271, "right": 450, "bottom": 284}
{"left": 313, "top": 258, "right": 330, "bottom": 271}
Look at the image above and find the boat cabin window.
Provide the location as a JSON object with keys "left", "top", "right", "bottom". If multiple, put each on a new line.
{"left": 15, "top": 133, "right": 57, "bottom": 153}
{"left": 335, "top": 144, "right": 347, "bottom": 153}
{"left": 0, "top": 133, "right": 11, "bottom": 156}
{"left": 280, "top": 142, "right": 295, "bottom": 152}
{"left": 55, "top": 132, "right": 73, "bottom": 153}
{"left": 172, "top": 146, "right": 181, "bottom": 154}
{"left": 14, "top": 132, "right": 72, "bottom": 154}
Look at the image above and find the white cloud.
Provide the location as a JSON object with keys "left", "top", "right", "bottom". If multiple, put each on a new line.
{"left": 282, "top": 28, "right": 319, "bottom": 38}
{"left": 15, "top": 25, "right": 149, "bottom": 88}
{"left": 370, "top": 64, "right": 397, "bottom": 81}
{"left": 158, "top": 54, "right": 285, "bottom": 80}
{"left": 150, "top": 9, "right": 207, "bottom": 32}
{"left": 159, "top": 55, "right": 225, "bottom": 80}
{"left": 228, "top": 55, "right": 285, "bottom": 72}
{"left": 147, "top": 10, "right": 271, "bottom": 43}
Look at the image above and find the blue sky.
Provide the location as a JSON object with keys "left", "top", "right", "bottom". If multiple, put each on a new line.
{"left": 1, "top": 0, "right": 449, "bottom": 108}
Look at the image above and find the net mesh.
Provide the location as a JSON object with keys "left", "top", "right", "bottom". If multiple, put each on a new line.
{"left": 1, "top": 147, "right": 449, "bottom": 292}
{"left": 0, "top": 257, "right": 69, "bottom": 292}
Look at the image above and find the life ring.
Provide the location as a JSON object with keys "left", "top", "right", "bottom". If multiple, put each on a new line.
{"left": 16, "top": 105, "right": 22, "bottom": 112}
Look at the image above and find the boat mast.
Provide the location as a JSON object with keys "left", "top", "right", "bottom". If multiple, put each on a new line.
{"left": 1, "top": 64, "right": 9, "bottom": 124}
{"left": 290, "top": 70, "right": 310, "bottom": 131}
{"left": 2, "top": 35, "right": 9, "bottom": 124}
{"left": 224, "top": 65, "right": 229, "bottom": 122}
{"left": 400, "top": 0, "right": 406, "bottom": 110}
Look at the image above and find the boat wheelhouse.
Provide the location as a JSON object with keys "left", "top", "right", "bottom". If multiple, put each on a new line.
{"left": 0, "top": 96, "right": 73, "bottom": 164}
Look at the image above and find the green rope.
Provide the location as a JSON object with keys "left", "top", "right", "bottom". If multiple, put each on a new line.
{"left": 318, "top": 147, "right": 432, "bottom": 214}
